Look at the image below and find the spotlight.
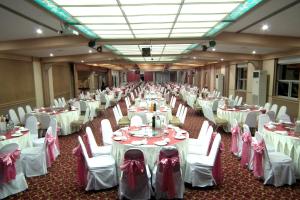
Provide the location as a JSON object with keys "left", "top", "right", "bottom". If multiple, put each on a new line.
{"left": 96, "top": 46, "right": 102, "bottom": 52}
{"left": 88, "top": 40, "right": 96, "bottom": 48}
{"left": 202, "top": 45, "right": 208, "bottom": 51}
{"left": 209, "top": 40, "right": 216, "bottom": 47}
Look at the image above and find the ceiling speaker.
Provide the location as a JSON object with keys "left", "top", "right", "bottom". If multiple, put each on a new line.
{"left": 142, "top": 48, "right": 151, "bottom": 57}
{"left": 88, "top": 40, "right": 96, "bottom": 48}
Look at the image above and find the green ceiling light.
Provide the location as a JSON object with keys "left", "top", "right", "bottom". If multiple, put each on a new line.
{"left": 33, "top": 0, "right": 98, "bottom": 39}
{"left": 205, "top": 0, "right": 263, "bottom": 36}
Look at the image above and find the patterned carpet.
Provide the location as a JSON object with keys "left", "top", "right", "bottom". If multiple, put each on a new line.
{"left": 8, "top": 100, "right": 300, "bottom": 199}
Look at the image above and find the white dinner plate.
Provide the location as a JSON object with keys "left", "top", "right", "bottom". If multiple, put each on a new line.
{"left": 11, "top": 132, "right": 23, "bottom": 137}
{"left": 175, "top": 135, "right": 186, "bottom": 140}
{"left": 0, "top": 136, "right": 6, "bottom": 140}
{"left": 113, "top": 136, "right": 123, "bottom": 141}
{"left": 131, "top": 141, "right": 142, "bottom": 146}
{"left": 154, "top": 141, "right": 167, "bottom": 146}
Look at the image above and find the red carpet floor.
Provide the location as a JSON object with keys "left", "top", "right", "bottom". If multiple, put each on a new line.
{"left": 8, "top": 100, "right": 300, "bottom": 199}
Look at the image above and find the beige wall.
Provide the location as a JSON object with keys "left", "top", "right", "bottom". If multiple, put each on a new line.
{"left": 52, "top": 63, "right": 74, "bottom": 100}
{"left": 0, "top": 57, "right": 35, "bottom": 115}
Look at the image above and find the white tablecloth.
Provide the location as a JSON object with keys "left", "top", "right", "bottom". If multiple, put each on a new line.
{"left": 263, "top": 127, "right": 300, "bottom": 178}
{"left": 128, "top": 107, "right": 172, "bottom": 124}
{"left": 0, "top": 132, "right": 32, "bottom": 150}
{"left": 55, "top": 110, "right": 80, "bottom": 135}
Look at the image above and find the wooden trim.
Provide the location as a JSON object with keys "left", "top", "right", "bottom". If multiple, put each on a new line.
{"left": 0, "top": 53, "right": 32, "bottom": 62}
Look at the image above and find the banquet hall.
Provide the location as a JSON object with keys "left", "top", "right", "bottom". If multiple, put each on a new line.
{"left": 0, "top": 0, "right": 300, "bottom": 199}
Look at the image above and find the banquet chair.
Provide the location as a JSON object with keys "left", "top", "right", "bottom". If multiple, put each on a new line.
{"left": 230, "top": 119, "right": 242, "bottom": 157}
{"left": 169, "top": 96, "right": 174, "bottom": 107}
{"left": 86, "top": 127, "right": 111, "bottom": 156}
{"left": 277, "top": 113, "right": 291, "bottom": 122}
{"left": 179, "top": 106, "right": 188, "bottom": 126}
{"left": 266, "top": 110, "right": 276, "bottom": 122}
{"left": 244, "top": 111, "right": 258, "bottom": 133}
{"left": 39, "top": 112, "right": 51, "bottom": 131}
{"left": 73, "top": 101, "right": 81, "bottom": 111}
{"left": 152, "top": 147, "right": 184, "bottom": 199}
{"left": 130, "top": 115, "right": 143, "bottom": 127}
{"left": 203, "top": 105, "right": 227, "bottom": 130}
{"left": 113, "top": 106, "right": 129, "bottom": 127}
{"left": 53, "top": 99, "right": 59, "bottom": 107}
{"left": 117, "top": 104, "right": 130, "bottom": 126}
{"left": 25, "top": 105, "right": 33, "bottom": 113}
{"left": 8, "top": 109, "right": 21, "bottom": 126}
{"left": 79, "top": 101, "right": 87, "bottom": 114}
{"left": 119, "top": 149, "right": 152, "bottom": 200}
{"left": 258, "top": 114, "right": 270, "bottom": 133}
{"left": 270, "top": 104, "right": 278, "bottom": 117}
{"left": 101, "top": 119, "right": 114, "bottom": 146}
{"left": 0, "top": 143, "right": 28, "bottom": 199}
{"left": 71, "top": 107, "right": 90, "bottom": 133}
{"left": 185, "top": 133, "right": 222, "bottom": 187}
{"left": 130, "top": 92, "right": 135, "bottom": 103}
{"left": 170, "top": 104, "right": 183, "bottom": 126}
{"left": 188, "top": 126, "right": 213, "bottom": 156}
{"left": 233, "top": 96, "right": 239, "bottom": 106}
{"left": 58, "top": 98, "right": 64, "bottom": 107}
{"left": 276, "top": 106, "right": 287, "bottom": 121}
{"left": 17, "top": 106, "right": 26, "bottom": 125}
{"left": 237, "top": 97, "right": 243, "bottom": 106}
{"left": 255, "top": 132, "right": 296, "bottom": 187}
{"left": 264, "top": 102, "right": 271, "bottom": 112}
{"left": 240, "top": 124, "right": 256, "bottom": 170}
{"left": 188, "top": 120, "right": 209, "bottom": 146}
{"left": 125, "top": 97, "right": 131, "bottom": 110}
{"left": 171, "top": 96, "right": 176, "bottom": 109}
{"left": 77, "top": 136, "right": 118, "bottom": 191}
{"left": 25, "top": 116, "right": 39, "bottom": 141}
{"left": 21, "top": 128, "right": 48, "bottom": 177}
{"left": 228, "top": 94, "right": 233, "bottom": 100}
{"left": 62, "top": 97, "right": 66, "bottom": 106}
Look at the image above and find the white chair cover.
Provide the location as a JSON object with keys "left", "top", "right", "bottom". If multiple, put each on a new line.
{"left": 86, "top": 127, "right": 111, "bottom": 156}
{"left": 9, "top": 109, "right": 20, "bottom": 126}
{"left": 237, "top": 97, "right": 243, "bottom": 106}
{"left": 130, "top": 115, "right": 143, "bottom": 127}
{"left": 277, "top": 113, "right": 291, "bottom": 122}
{"left": 179, "top": 106, "right": 187, "bottom": 124}
{"left": 276, "top": 106, "right": 287, "bottom": 121}
{"left": 185, "top": 133, "right": 221, "bottom": 187}
{"left": 78, "top": 136, "right": 117, "bottom": 191}
{"left": 0, "top": 143, "right": 28, "bottom": 199}
{"left": 17, "top": 107, "right": 26, "bottom": 124}
{"left": 188, "top": 120, "right": 209, "bottom": 146}
{"left": 119, "top": 149, "right": 152, "bottom": 200}
{"left": 270, "top": 104, "right": 278, "bottom": 116}
{"left": 101, "top": 119, "right": 113, "bottom": 146}
{"left": 264, "top": 102, "right": 271, "bottom": 112}
{"left": 25, "top": 105, "right": 32, "bottom": 114}
{"left": 175, "top": 104, "right": 183, "bottom": 118}
{"left": 25, "top": 116, "right": 39, "bottom": 140}
{"left": 188, "top": 126, "right": 213, "bottom": 155}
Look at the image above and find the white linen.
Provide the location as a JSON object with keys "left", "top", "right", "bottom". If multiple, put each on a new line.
{"left": 0, "top": 132, "right": 32, "bottom": 150}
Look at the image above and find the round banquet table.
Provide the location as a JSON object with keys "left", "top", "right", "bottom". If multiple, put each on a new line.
{"left": 262, "top": 123, "right": 300, "bottom": 178}
{"left": 111, "top": 126, "right": 189, "bottom": 174}
{"left": 80, "top": 100, "right": 100, "bottom": 117}
{"left": 0, "top": 127, "right": 32, "bottom": 150}
{"left": 127, "top": 106, "right": 172, "bottom": 124}
{"left": 28, "top": 108, "right": 80, "bottom": 135}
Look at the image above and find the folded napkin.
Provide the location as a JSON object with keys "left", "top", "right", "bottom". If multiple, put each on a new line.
{"left": 0, "top": 135, "right": 6, "bottom": 140}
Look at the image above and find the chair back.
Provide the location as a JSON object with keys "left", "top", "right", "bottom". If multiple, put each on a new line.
{"left": 243, "top": 124, "right": 251, "bottom": 133}
{"left": 266, "top": 110, "right": 275, "bottom": 122}
{"left": 113, "top": 107, "right": 121, "bottom": 124}
{"left": 171, "top": 97, "right": 176, "bottom": 109}
{"left": 175, "top": 104, "right": 182, "bottom": 118}
{"left": 25, "top": 105, "right": 32, "bottom": 114}
{"left": 197, "top": 120, "right": 209, "bottom": 140}
{"left": 179, "top": 106, "right": 187, "bottom": 124}
{"left": 101, "top": 119, "right": 113, "bottom": 145}
{"left": 207, "top": 133, "right": 221, "bottom": 166}
{"left": 73, "top": 101, "right": 81, "bottom": 111}
{"left": 49, "top": 118, "right": 58, "bottom": 139}
{"left": 204, "top": 106, "right": 216, "bottom": 125}
{"left": 237, "top": 97, "right": 243, "bottom": 106}
{"left": 25, "top": 116, "right": 39, "bottom": 140}
{"left": 270, "top": 104, "right": 278, "bottom": 116}
{"left": 117, "top": 104, "right": 123, "bottom": 117}
{"left": 79, "top": 101, "right": 87, "bottom": 111}
{"left": 39, "top": 113, "right": 51, "bottom": 129}
{"left": 244, "top": 111, "right": 258, "bottom": 128}
{"left": 130, "top": 115, "right": 143, "bottom": 127}
{"left": 86, "top": 127, "right": 98, "bottom": 154}
{"left": 276, "top": 106, "right": 287, "bottom": 121}
{"left": 258, "top": 114, "right": 270, "bottom": 133}
{"left": 234, "top": 96, "right": 239, "bottom": 106}
{"left": 202, "top": 126, "right": 213, "bottom": 156}
{"left": 277, "top": 113, "right": 291, "bottom": 122}
{"left": 8, "top": 109, "right": 20, "bottom": 125}
{"left": 264, "top": 102, "right": 271, "bottom": 112}
{"left": 83, "top": 107, "right": 90, "bottom": 124}
{"left": 17, "top": 107, "right": 26, "bottom": 124}
{"left": 78, "top": 136, "right": 90, "bottom": 163}
{"left": 228, "top": 94, "right": 233, "bottom": 100}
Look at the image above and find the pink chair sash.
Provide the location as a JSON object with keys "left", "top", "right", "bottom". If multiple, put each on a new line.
{"left": 82, "top": 134, "right": 92, "bottom": 158}
{"left": 241, "top": 132, "right": 252, "bottom": 167}
{"left": 46, "top": 133, "right": 56, "bottom": 167}
{"left": 230, "top": 125, "right": 240, "bottom": 154}
{"left": 159, "top": 156, "right": 180, "bottom": 199}
{"left": 72, "top": 145, "right": 87, "bottom": 188}
{"left": 120, "top": 158, "right": 145, "bottom": 190}
{"left": 252, "top": 141, "right": 265, "bottom": 177}
{"left": 0, "top": 149, "right": 20, "bottom": 184}
{"left": 208, "top": 133, "right": 224, "bottom": 185}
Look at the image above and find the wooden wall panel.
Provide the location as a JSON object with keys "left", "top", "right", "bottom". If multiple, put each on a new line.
{"left": 52, "top": 63, "right": 73, "bottom": 100}
{"left": 0, "top": 58, "right": 35, "bottom": 115}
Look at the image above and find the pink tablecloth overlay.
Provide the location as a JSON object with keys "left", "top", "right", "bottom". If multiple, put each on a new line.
{"left": 264, "top": 123, "right": 296, "bottom": 137}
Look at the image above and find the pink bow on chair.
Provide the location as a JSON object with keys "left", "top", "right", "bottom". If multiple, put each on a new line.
{"left": 72, "top": 145, "right": 87, "bottom": 188}
{"left": 0, "top": 149, "right": 20, "bottom": 184}
{"left": 230, "top": 126, "right": 240, "bottom": 154}
{"left": 120, "top": 159, "right": 145, "bottom": 190}
{"left": 241, "top": 132, "right": 252, "bottom": 167}
{"left": 159, "top": 156, "right": 180, "bottom": 199}
{"left": 45, "top": 133, "right": 56, "bottom": 167}
{"left": 252, "top": 141, "right": 265, "bottom": 178}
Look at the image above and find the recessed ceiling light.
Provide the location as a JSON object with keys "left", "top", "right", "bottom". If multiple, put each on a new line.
{"left": 261, "top": 24, "right": 269, "bottom": 31}
{"left": 89, "top": 50, "right": 92, "bottom": 53}
{"left": 50, "top": 53, "right": 54, "bottom": 57}
{"left": 81, "top": 60, "right": 84, "bottom": 63}
{"left": 220, "top": 58, "right": 224, "bottom": 61}
{"left": 193, "top": 56, "right": 197, "bottom": 59}
{"left": 212, "top": 48, "right": 216, "bottom": 51}
{"left": 72, "top": 30, "right": 79, "bottom": 35}
{"left": 252, "top": 50, "right": 256, "bottom": 54}
{"left": 36, "top": 28, "right": 43, "bottom": 34}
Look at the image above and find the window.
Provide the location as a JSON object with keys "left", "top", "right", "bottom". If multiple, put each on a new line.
{"left": 276, "top": 64, "right": 300, "bottom": 99}
{"left": 236, "top": 65, "right": 247, "bottom": 90}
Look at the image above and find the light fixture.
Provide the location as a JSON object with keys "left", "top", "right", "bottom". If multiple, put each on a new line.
{"left": 193, "top": 56, "right": 197, "bottom": 59}
{"left": 81, "top": 60, "right": 84, "bottom": 63}
{"left": 221, "top": 58, "right": 224, "bottom": 61}
{"left": 50, "top": 53, "right": 54, "bottom": 57}
{"left": 36, "top": 28, "right": 43, "bottom": 34}
{"left": 88, "top": 50, "right": 92, "bottom": 53}
{"left": 72, "top": 30, "right": 79, "bottom": 35}
{"left": 212, "top": 48, "right": 216, "bottom": 51}
{"left": 252, "top": 50, "right": 256, "bottom": 54}
{"left": 261, "top": 24, "right": 269, "bottom": 31}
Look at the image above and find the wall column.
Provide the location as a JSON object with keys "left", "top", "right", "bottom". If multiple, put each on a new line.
{"left": 32, "top": 58, "right": 44, "bottom": 107}
{"left": 42, "top": 63, "right": 54, "bottom": 106}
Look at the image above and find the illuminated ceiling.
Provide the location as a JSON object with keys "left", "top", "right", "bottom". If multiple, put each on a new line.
{"left": 33, "top": 0, "right": 263, "bottom": 63}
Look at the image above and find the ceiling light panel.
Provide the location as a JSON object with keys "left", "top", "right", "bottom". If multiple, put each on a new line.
{"left": 122, "top": 5, "right": 180, "bottom": 15}
{"left": 99, "top": 34, "right": 134, "bottom": 39}
{"left": 53, "top": 0, "right": 117, "bottom": 5}
{"left": 135, "top": 34, "right": 169, "bottom": 38}
{"left": 85, "top": 24, "right": 130, "bottom": 30}
{"left": 185, "top": 0, "right": 244, "bottom": 2}
{"left": 177, "top": 14, "right": 227, "bottom": 22}
{"left": 130, "top": 23, "right": 173, "bottom": 30}
{"left": 120, "top": 0, "right": 181, "bottom": 4}
{"left": 94, "top": 30, "right": 132, "bottom": 35}
{"left": 174, "top": 22, "right": 218, "bottom": 28}
{"left": 170, "top": 33, "right": 205, "bottom": 38}
{"left": 76, "top": 17, "right": 126, "bottom": 24}
{"left": 180, "top": 3, "right": 240, "bottom": 14}
{"left": 172, "top": 28, "right": 210, "bottom": 33}
{"left": 133, "top": 29, "right": 171, "bottom": 34}
{"left": 62, "top": 7, "right": 122, "bottom": 16}
{"left": 127, "top": 15, "right": 176, "bottom": 23}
